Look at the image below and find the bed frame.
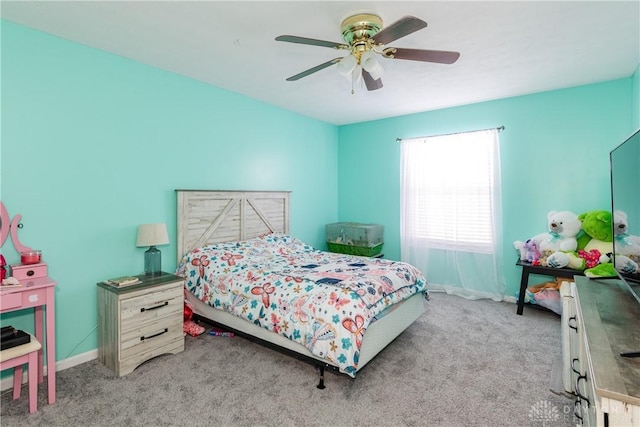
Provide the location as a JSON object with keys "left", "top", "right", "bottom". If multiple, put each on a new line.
{"left": 176, "top": 190, "right": 426, "bottom": 387}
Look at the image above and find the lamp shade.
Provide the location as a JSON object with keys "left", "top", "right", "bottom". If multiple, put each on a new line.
{"left": 361, "top": 51, "right": 384, "bottom": 80}
{"left": 136, "top": 223, "right": 169, "bottom": 247}
{"left": 337, "top": 54, "right": 357, "bottom": 76}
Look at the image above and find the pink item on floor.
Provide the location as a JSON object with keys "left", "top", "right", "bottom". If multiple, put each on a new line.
{"left": 183, "top": 320, "right": 205, "bottom": 337}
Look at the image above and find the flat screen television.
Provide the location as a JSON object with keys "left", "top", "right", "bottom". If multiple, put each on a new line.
{"left": 610, "top": 127, "right": 640, "bottom": 303}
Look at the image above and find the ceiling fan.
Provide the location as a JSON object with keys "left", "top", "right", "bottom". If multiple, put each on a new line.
{"left": 275, "top": 14, "right": 460, "bottom": 92}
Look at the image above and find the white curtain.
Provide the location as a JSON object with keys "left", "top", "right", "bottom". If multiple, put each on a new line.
{"left": 400, "top": 129, "right": 506, "bottom": 300}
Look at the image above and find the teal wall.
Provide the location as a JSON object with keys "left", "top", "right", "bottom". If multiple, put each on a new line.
{"left": 1, "top": 21, "right": 338, "bottom": 363}
{"left": 338, "top": 78, "right": 634, "bottom": 297}
{"left": 1, "top": 19, "right": 638, "bottom": 369}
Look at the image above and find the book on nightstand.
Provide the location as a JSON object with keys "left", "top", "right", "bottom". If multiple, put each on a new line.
{"left": 103, "top": 276, "right": 142, "bottom": 287}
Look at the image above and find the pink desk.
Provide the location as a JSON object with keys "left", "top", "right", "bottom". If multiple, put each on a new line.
{"left": 0, "top": 276, "right": 56, "bottom": 404}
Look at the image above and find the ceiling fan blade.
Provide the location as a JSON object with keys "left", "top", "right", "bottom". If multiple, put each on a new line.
{"left": 362, "top": 70, "right": 383, "bottom": 91}
{"left": 285, "top": 58, "right": 342, "bottom": 81}
{"left": 383, "top": 47, "right": 460, "bottom": 64}
{"left": 372, "top": 16, "right": 427, "bottom": 45}
{"left": 276, "top": 35, "right": 349, "bottom": 50}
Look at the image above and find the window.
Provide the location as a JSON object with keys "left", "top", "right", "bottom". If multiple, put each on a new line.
{"left": 400, "top": 128, "right": 505, "bottom": 299}
{"left": 400, "top": 129, "right": 499, "bottom": 253}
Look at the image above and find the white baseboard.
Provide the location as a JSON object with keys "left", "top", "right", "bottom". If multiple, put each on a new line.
{"left": 428, "top": 286, "right": 517, "bottom": 303}
{"left": 1, "top": 349, "right": 98, "bottom": 392}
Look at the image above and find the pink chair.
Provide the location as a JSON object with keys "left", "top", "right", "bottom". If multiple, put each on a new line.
{"left": 0, "top": 335, "right": 42, "bottom": 413}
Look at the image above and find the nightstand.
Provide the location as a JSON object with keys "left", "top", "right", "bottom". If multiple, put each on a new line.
{"left": 97, "top": 272, "right": 184, "bottom": 376}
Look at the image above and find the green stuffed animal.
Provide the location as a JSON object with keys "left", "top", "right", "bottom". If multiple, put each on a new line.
{"left": 578, "top": 210, "right": 613, "bottom": 252}
{"left": 579, "top": 210, "right": 617, "bottom": 277}
{"left": 584, "top": 262, "right": 617, "bottom": 278}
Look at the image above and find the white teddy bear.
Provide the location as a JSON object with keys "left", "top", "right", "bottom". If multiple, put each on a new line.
{"left": 612, "top": 210, "right": 640, "bottom": 274}
{"left": 514, "top": 210, "right": 581, "bottom": 262}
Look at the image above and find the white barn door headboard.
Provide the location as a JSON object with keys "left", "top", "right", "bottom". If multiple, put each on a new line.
{"left": 176, "top": 190, "right": 290, "bottom": 262}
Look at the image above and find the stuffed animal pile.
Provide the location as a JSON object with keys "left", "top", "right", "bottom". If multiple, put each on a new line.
{"left": 514, "top": 209, "right": 640, "bottom": 310}
{"left": 514, "top": 211, "right": 581, "bottom": 266}
{"left": 514, "top": 209, "right": 640, "bottom": 277}
{"left": 546, "top": 210, "right": 614, "bottom": 274}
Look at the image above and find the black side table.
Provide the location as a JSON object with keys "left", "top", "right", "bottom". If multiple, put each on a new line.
{"left": 515, "top": 259, "right": 584, "bottom": 315}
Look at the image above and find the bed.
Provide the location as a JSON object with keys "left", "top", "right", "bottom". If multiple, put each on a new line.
{"left": 175, "top": 190, "right": 428, "bottom": 386}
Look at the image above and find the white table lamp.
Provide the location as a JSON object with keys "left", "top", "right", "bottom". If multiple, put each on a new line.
{"left": 136, "top": 223, "right": 169, "bottom": 275}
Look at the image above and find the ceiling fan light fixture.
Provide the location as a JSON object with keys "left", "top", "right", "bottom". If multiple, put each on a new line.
{"left": 361, "top": 50, "right": 384, "bottom": 80}
{"left": 337, "top": 54, "right": 357, "bottom": 76}
{"left": 276, "top": 14, "right": 459, "bottom": 92}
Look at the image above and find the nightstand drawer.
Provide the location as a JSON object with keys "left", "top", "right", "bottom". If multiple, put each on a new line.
{"left": 121, "top": 286, "right": 182, "bottom": 330}
{"left": 120, "top": 316, "right": 183, "bottom": 360}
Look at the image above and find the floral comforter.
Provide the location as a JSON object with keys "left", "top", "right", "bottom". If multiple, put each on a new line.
{"left": 176, "top": 233, "right": 427, "bottom": 377}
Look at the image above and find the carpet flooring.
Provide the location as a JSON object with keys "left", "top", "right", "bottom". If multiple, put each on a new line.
{"left": 1, "top": 293, "right": 575, "bottom": 426}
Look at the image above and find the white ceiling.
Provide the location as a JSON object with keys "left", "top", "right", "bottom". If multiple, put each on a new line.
{"left": 2, "top": 1, "right": 639, "bottom": 125}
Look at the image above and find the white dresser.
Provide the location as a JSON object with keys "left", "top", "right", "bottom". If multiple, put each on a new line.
{"left": 561, "top": 276, "right": 640, "bottom": 426}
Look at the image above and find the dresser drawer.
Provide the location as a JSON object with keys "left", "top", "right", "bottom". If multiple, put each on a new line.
{"left": 120, "top": 285, "right": 182, "bottom": 331}
{"left": 120, "top": 315, "right": 183, "bottom": 360}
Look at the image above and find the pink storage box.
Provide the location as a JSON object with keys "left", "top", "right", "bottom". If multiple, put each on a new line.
{"left": 11, "top": 263, "right": 48, "bottom": 281}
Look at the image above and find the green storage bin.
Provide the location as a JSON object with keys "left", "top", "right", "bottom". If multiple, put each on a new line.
{"left": 326, "top": 242, "right": 384, "bottom": 257}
